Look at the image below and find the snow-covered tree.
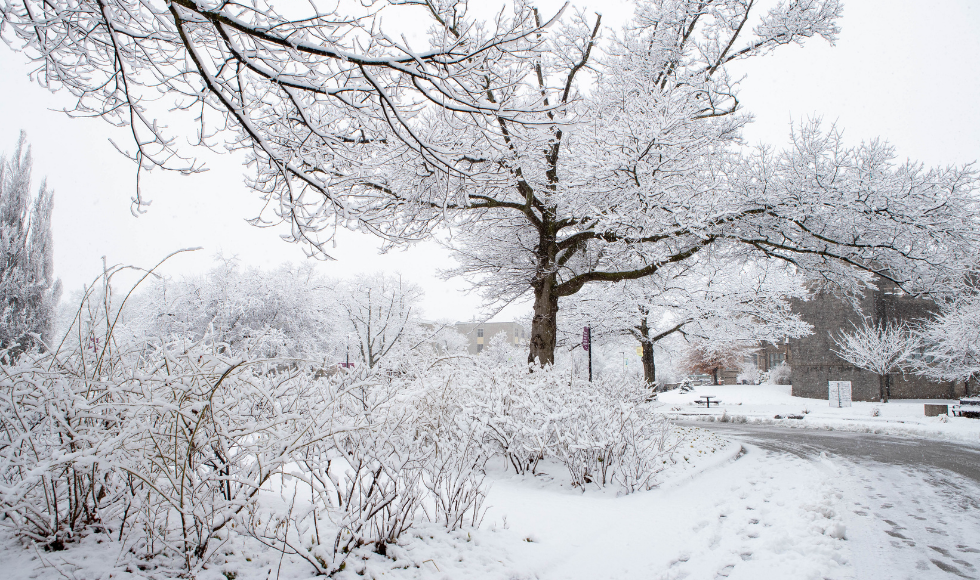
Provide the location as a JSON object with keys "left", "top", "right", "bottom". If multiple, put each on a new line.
{"left": 558, "top": 254, "right": 811, "bottom": 385}
{"left": 0, "top": 132, "right": 61, "bottom": 356}
{"left": 125, "top": 259, "right": 338, "bottom": 358}
{"left": 832, "top": 319, "right": 921, "bottom": 402}
{"left": 915, "top": 290, "right": 980, "bottom": 395}
{"left": 679, "top": 341, "right": 746, "bottom": 386}
{"left": 5, "top": 1, "right": 979, "bottom": 368}
{"left": 336, "top": 273, "right": 458, "bottom": 369}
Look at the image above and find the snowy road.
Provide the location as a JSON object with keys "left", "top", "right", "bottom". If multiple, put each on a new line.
{"left": 691, "top": 422, "right": 980, "bottom": 579}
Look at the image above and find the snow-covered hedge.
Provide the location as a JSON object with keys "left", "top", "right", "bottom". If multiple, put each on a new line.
{"left": 1, "top": 290, "right": 683, "bottom": 576}
{"left": 448, "top": 358, "right": 681, "bottom": 490}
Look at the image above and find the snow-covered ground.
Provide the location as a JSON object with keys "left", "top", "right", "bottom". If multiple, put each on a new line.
{"left": 0, "top": 425, "right": 854, "bottom": 580}
{"left": 5, "top": 418, "right": 979, "bottom": 580}
{"left": 660, "top": 383, "right": 980, "bottom": 443}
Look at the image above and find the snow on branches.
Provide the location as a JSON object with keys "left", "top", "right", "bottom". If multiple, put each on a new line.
{"left": 916, "top": 290, "right": 980, "bottom": 386}
{"left": 0, "top": 132, "right": 61, "bottom": 356}
{"left": 5, "top": 0, "right": 975, "bottom": 370}
{"left": 832, "top": 318, "right": 921, "bottom": 402}
{"left": 1, "top": 267, "right": 691, "bottom": 575}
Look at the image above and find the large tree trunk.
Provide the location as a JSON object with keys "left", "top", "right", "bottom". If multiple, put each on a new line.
{"left": 527, "top": 215, "right": 560, "bottom": 367}
{"left": 641, "top": 341, "right": 656, "bottom": 386}
{"left": 528, "top": 273, "right": 559, "bottom": 366}
{"left": 878, "top": 373, "right": 889, "bottom": 403}
{"left": 637, "top": 315, "right": 656, "bottom": 386}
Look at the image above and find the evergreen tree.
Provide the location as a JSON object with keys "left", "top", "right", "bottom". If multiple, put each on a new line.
{"left": 0, "top": 132, "right": 61, "bottom": 356}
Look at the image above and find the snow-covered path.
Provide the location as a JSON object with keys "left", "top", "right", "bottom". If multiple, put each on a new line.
{"left": 482, "top": 448, "right": 853, "bottom": 580}
{"left": 695, "top": 423, "right": 980, "bottom": 579}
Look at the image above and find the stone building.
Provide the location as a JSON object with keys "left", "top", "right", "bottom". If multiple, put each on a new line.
{"left": 788, "top": 279, "right": 963, "bottom": 401}
{"left": 454, "top": 321, "right": 527, "bottom": 355}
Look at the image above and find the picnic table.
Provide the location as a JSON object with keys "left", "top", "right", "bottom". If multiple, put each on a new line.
{"left": 952, "top": 397, "right": 980, "bottom": 419}
{"left": 696, "top": 395, "right": 720, "bottom": 408}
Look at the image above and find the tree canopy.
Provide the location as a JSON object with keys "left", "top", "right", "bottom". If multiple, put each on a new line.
{"left": 3, "top": 0, "right": 978, "bottom": 365}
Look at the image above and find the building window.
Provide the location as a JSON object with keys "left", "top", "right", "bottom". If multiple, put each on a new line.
{"left": 910, "top": 345, "right": 935, "bottom": 364}
{"left": 477, "top": 328, "right": 484, "bottom": 337}
{"left": 768, "top": 352, "right": 785, "bottom": 368}
{"left": 477, "top": 344, "right": 483, "bottom": 353}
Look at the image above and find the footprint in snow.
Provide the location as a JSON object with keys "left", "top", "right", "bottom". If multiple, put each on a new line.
{"left": 715, "top": 564, "right": 735, "bottom": 578}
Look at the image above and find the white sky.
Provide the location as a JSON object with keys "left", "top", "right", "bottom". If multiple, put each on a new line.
{"left": 0, "top": 0, "right": 977, "bottom": 322}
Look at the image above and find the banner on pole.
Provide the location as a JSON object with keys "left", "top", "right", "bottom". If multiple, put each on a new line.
{"left": 582, "top": 326, "right": 591, "bottom": 352}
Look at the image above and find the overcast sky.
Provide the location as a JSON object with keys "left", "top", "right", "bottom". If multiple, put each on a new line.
{"left": 0, "top": 0, "right": 977, "bottom": 322}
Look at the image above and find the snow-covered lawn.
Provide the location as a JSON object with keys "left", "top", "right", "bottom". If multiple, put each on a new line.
{"left": 660, "top": 383, "right": 980, "bottom": 443}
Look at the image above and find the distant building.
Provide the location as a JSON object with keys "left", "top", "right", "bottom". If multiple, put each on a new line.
{"left": 701, "top": 277, "right": 962, "bottom": 399}
{"left": 788, "top": 278, "right": 961, "bottom": 401}
{"left": 455, "top": 321, "right": 527, "bottom": 354}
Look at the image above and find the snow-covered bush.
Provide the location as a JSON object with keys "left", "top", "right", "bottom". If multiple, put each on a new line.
{"left": 768, "top": 363, "right": 792, "bottom": 385}
{"left": 615, "top": 409, "right": 679, "bottom": 493}
{"left": 0, "top": 350, "right": 127, "bottom": 550}
{"left": 0, "top": 269, "right": 149, "bottom": 552}
{"left": 2, "top": 263, "right": 345, "bottom": 574}
{"left": 546, "top": 375, "right": 678, "bottom": 491}
{"left": 411, "top": 373, "right": 490, "bottom": 531}
{"left": 464, "top": 361, "right": 560, "bottom": 475}
{"left": 2, "top": 266, "right": 687, "bottom": 576}
{"left": 737, "top": 361, "right": 761, "bottom": 384}
{"left": 433, "top": 357, "right": 680, "bottom": 493}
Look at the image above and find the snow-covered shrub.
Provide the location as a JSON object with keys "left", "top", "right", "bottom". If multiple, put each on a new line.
{"left": 549, "top": 384, "right": 628, "bottom": 488}
{"left": 768, "top": 362, "right": 792, "bottom": 385}
{"left": 117, "top": 345, "right": 343, "bottom": 570}
{"left": 251, "top": 364, "right": 490, "bottom": 575}
{"left": 244, "top": 369, "right": 427, "bottom": 574}
{"left": 737, "top": 362, "right": 761, "bottom": 384}
{"left": 1, "top": 262, "right": 347, "bottom": 573}
{"left": 0, "top": 350, "right": 128, "bottom": 550}
{"left": 0, "top": 269, "right": 149, "bottom": 551}
{"left": 411, "top": 373, "right": 489, "bottom": 531}
{"left": 547, "top": 375, "right": 676, "bottom": 491}
{"left": 467, "top": 362, "right": 558, "bottom": 474}
{"left": 615, "top": 408, "right": 679, "bottom": 493}
{"left": 436, "top": 357, "right": 680, "bottom": 493}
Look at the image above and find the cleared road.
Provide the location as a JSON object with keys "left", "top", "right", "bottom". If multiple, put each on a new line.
{"left": 688, "top": 422, "right": 980, "bottom": 580}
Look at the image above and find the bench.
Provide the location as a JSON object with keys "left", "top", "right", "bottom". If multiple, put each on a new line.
{"left": 952, "top": 397, "right": 980, "bottom": 419}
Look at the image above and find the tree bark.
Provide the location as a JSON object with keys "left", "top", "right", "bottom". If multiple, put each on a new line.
{"left": 528, "top": 272, "right": 559, "bottom": 366}
{"left": 637, "top": 315, "right": 656, "bottom": 386}
{"left": 528, "top": 212, "right": 561, "bottom": 367}
{"left": 878, "top": 373, "right": 889, "bottom": 403}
